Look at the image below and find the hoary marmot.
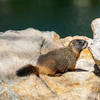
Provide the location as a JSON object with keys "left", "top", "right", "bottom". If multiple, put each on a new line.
{"left": 16, "top": 39, "right": 88, "bottom": 77}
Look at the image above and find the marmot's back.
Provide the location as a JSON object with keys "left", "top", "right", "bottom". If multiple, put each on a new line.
{"left": 37, "top": 47, "right": 76, "bottom": 73}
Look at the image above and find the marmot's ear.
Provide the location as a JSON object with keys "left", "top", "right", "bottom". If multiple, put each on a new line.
{"left": 16, "top": 64, "right": 36, "bottom": 77}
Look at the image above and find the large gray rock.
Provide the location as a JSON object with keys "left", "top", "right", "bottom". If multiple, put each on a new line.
{"left": 0, "top": 28, "right": 99, "bottom": 100}
{"left": 0, "top": 28, "right": 63, "bottom": 80}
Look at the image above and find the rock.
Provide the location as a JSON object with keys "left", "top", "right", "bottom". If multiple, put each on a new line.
{"left": 0, "top": 28, "right": 63, "bottom": 80}
{"left": 89, "top": 39, "right": 100, "bottom": 67}
{"left": 40, "top": 31, "right": 63, "bottom": 54}
{"left": 0, "top": 28, "right": 100, "bottom": 100}
{"left": 76, "top": 48, "right": 95, "bottom": 72}
{"left": 91, "top": 18, "right": 100, "bottom": 39}
{"left": 60, "top": 36, "right": 73, "bottom": 47}
{"left": 89, "top": 18, "right": 100, "bottom": 68}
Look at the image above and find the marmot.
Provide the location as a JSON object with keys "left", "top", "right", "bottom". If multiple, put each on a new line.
{"left": 16, "top": 39, "right": 88, "bottom": 77}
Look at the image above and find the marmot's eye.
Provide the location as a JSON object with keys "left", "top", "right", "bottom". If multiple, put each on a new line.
{"left": 76, "top": 40, "right": 82, "bottom": 43}
{"left": 79, "top": 42, "right": 82, "bottom": 44}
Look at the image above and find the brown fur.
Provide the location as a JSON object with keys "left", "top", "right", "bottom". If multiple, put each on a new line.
{"left": 17, "top": 39, "right": 88, "bottom": 77}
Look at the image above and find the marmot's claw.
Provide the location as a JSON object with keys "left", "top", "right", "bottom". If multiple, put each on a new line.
{"left": 55, "top": 73, "right": 62, "bottom": 77}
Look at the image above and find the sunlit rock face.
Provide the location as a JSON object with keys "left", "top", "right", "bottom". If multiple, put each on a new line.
{"left": 0, "top": 27, "right": 100, "bottom": 100}
{"left": 91, "top": 18, "right": 100, "bottom": 39}
{"left": 90, "top": 18, "right": 100, "bottom": 68}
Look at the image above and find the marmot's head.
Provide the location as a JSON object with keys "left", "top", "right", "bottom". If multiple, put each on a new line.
{"left": 69, "top": 39, "right": 88, "bottom": 56}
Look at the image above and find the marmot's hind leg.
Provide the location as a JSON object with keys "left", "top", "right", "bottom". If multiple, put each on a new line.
{"left": 47, "top": 68, "right": 63, "bottom": 77}
{"left": 16, "top": 64, "right": 39, "bottom": 77}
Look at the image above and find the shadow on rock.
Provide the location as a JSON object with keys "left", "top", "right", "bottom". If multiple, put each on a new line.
{"left": 93, "top": 64, "right": 100, "bottom": 77}
{"left": 68, "top": 68, "right": 88, "bottom": 72}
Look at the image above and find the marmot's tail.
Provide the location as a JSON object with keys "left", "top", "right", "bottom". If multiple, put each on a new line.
{"left": 16, "top": 64, "right": 38, "bottom": 77}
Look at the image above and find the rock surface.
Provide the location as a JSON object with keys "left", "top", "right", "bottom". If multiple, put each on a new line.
{"left": 89, "top": 18, "right": 100, "bottom": 68}
{"left": 0, "top": 27, "right": 100, "bottom": 100}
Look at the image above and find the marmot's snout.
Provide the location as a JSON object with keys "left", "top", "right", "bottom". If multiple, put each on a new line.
{"left": 79, "top": 39, "right": 88, "bottom": 49}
